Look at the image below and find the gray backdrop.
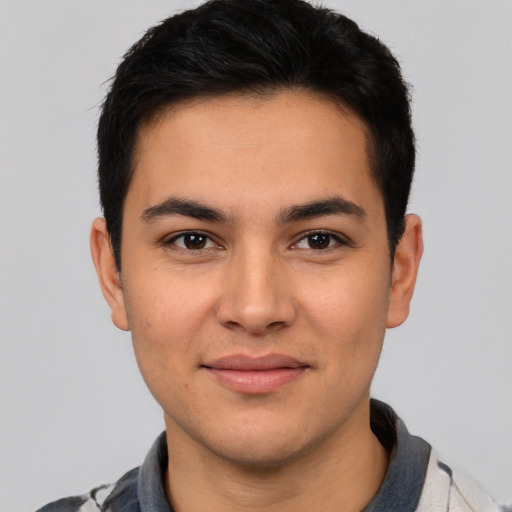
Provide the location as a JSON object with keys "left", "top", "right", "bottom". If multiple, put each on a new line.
{"left": 1, "top": 1, "right": 510, "bottom": 510}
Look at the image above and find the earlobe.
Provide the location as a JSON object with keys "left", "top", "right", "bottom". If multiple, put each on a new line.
{"left": 90, "top": 218, "right": 130, "bottom": 331}
{"left": 386, "top": 214, "right": 423, "bottom": 328}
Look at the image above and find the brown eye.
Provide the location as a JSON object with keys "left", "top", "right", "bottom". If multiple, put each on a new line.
{"left": 169, "top": 232, "right": 217, "bottom": 250}
{"left": 294, "top": 231, "right": 345, "bottom": 251}
{"left": 307, "top": 233, "right": 331, "bottom": 249}
{"left": 183, "top": 234, "right": 207, "bottom": 249}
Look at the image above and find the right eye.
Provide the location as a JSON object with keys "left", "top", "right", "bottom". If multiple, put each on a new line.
{"left": 167, "top": 232, "right": 218, "bottom": 251}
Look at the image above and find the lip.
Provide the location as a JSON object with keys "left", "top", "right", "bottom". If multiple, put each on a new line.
{"left": 202, "top": 354, "right": 309, "bottom": 394}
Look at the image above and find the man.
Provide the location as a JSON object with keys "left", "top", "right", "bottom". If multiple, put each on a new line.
{"left": 37, "top": 0, "right": 507, "bottom": 511}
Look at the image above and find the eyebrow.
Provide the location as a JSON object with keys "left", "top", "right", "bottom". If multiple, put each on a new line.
{"left": 140, "top": 195, "right": 366, "bottom": 225}
{"left": 277, "top": 196, "right": 367, "bottom": 224}
{"left": 140, "top": 197, "right": 227, "bottom": 224}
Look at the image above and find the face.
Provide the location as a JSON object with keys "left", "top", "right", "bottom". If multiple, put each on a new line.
{"left": 92, "top": 91, "right": 422, "bottom": 467}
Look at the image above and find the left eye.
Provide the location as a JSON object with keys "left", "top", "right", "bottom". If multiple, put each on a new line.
{"left": 294, "top": 232, "right": 342, "bottom": 250}
{"left": 168, "top": 233, "right": 218, "bottom": 250}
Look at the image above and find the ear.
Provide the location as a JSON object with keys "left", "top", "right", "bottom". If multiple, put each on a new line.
{"left": 90, "top": 217, "right": 130, "bottom": 331}
{"left": 386, "top": 214, "right": 423, "bottom": 328}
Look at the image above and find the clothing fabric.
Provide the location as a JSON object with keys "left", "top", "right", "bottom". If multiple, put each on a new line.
{"left": 36, "top": 401, "right": 507, "bottom": 512}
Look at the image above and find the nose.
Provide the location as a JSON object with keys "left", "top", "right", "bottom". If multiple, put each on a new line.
{"left": 216, "top": 245, "right": 296, "bottom": 335}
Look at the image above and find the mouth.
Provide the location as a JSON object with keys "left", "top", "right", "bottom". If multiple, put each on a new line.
{"left": 201, "top": 354, "right": 309, "bottom": 394}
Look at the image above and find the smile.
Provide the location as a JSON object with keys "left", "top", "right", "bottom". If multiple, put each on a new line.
{"left": 202, "top": 354, "right": 309, "bottom": 394}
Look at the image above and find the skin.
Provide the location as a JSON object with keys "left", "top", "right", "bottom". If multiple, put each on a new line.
{"left": 91, "top": 91, "right": 423, "bottom": 512}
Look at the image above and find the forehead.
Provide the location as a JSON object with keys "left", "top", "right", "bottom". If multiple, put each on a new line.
{"left": 137, "top": 90, "right": 371, "bottom": 162}
{"left": 129, "top": 90, "right": 382, "bottom": 220}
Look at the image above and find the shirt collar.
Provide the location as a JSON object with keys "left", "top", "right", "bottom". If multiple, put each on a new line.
{"left": 133, "top": 400, "right": 431, "bottom": 512}
{"left": 363, "top": 399, "right": 431, "bottom": 512}
{"left": 137, "top": 431, "right": 172, "bottom": 512}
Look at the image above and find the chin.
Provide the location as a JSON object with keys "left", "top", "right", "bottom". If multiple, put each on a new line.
{"left": 198, "top": 418, "right": 330, "bottom": 470}
{"left": 211, "top": 438, "right": 311, "bottom": 470}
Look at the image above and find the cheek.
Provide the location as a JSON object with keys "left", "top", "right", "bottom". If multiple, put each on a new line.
{"left": 301, "top": 263, "right": 390, "bottom": 369}
{"left": 124, "top": 279, "right": 213, "bottom": 416}
{"left": 123, "top": 272, "right": 218, "bottom": 375}
{"left": 304, "top": 264, "right": 390, "bottom": 331}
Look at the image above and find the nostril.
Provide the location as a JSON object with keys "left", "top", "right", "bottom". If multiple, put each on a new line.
{"left": 222, "top": 320, "right": 244, "bottom": 331}
{"left": 268, "top": 320, "right": 287, "bottom": 330}
{"left": 219, "top": 317, "right": 290, "bottom": 335}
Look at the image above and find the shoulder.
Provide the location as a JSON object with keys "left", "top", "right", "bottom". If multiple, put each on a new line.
{"left": 34, "top": 467, "right": 139, "bottom": 512}
{"left": 417, "top": 448, "right": 505, "bottom": 512}
{"left": 34, "top": 432, "right": 168, "bottom": 512}
{"left": 35, "top": 484, "right": 113, "bottom": 512}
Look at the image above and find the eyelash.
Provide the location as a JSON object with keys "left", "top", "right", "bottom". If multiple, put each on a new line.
{"left": 292, "top": 230, "right": 348, "bottom": 251}
{"left": 164, "top": 230, "right": 348, "bottom": 252}
{"left": 164, "top": 231, "right": 220, "bottom": 251}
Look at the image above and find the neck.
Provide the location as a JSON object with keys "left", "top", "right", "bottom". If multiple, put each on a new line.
{"left": 164, "top": 402, "right": 389, "bottom": 512}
